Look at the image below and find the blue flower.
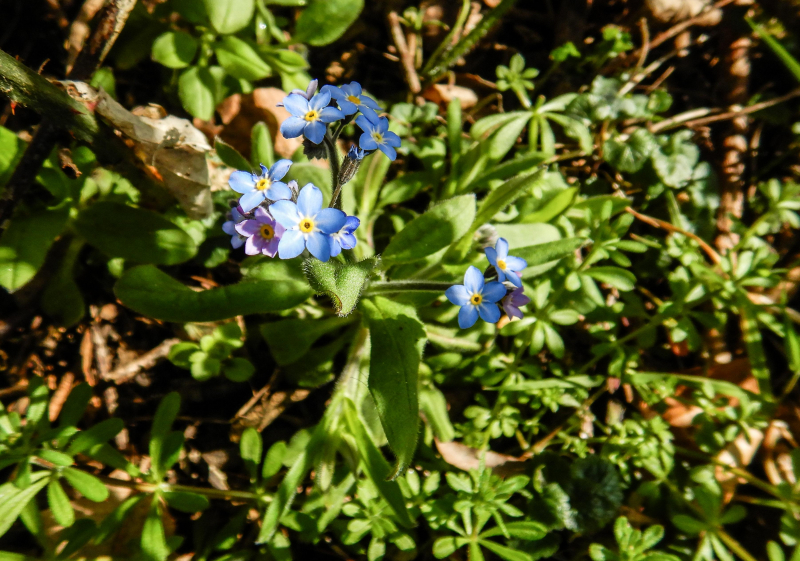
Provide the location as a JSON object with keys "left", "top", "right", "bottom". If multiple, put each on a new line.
{"left": 485, "top": 238, "right": 527, "bottom": 288}
{"left": 221, "top": 205, "right": 246, "bottom": 249}
{"left": 446, "top": 266, "right": 506, "bottom": 329}
{"left": 229, "top": 160, "right": 293, "bottom": 213}
{"left": 279, "top": 90, "right": 344, "bottom": 144}
{"left": 355, "top": 110, "right": 401, "bottom": 161}
{"left": 269, "top": 184, "right": 346, "bottom": 261}
{"left": 329, "top": 215, "right": 360, "bottom": 257}
{"left": 347, "top": 145, "right": 366, "bottom": 160}
{"left": 321, "top": 82, "right": 382, "bottom": 116}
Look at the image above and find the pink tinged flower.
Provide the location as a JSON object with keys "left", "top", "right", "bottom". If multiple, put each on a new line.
{"left": 222, "top": 205, "right": 246, "bottom": 249}
{"left": 502, "top": 287, "right": 530, "bottom": 320}
{"left": 235, "top": 207, "right": 285, "bottom": 257}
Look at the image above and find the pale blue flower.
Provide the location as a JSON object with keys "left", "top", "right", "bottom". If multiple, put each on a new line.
{"left": 279, "top": 91, "right": 344, "bottom": 144}
{"left": 269, "top": 184, "right": 346, "bottom": 262}
{"left": 329, "top": 216, "right": 360, "bottom": 257}
{"left": 221, "top": 205, "right": 246, "bottom": 249}
{"left": 485, "top": 237, "right": 527, "bottom": 288}
{"left": 229, "top": 160, "right": 293, "bottom": 213}
{"left": 321, "top": 82, "right": 382, "bottom": 116}
{"left": 355, "top": 110, "right": 401, "bottom": 161}
{"left": 446, "top": 266, "right": 506, "bottom": 329}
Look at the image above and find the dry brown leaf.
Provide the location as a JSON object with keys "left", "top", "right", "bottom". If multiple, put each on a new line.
{"left": 423, "top": 84, "right": 479, "bottom": 109}
{"left": 435, "top": 438, "right": 526, "bottom": 476}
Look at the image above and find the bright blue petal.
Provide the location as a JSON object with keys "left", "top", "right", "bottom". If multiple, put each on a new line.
{"left": 383, "top": 131, "right": 402, "bottom": 147}
{"left": 229, "top": 171, "right": 255, "bottom": 194}
{"left": 278, "top": 230, "right": 306, "bottom": 259}
{"left": 496, "top": 238, "right": 509, "bottom": 259}
{"left": 319, "top": 106, "right": 344, "bottom": 123}
{"left": 296, "top": 184, "right": 323, "bottom": 216}
{"left": 321, "top": 85, "right": 343, "bottom": 99}
{"left": 485, "top": 247, "right": 498, "bottom": 268}
{"left": 504, "top": 256, "right": 527, "bottom": 271}
{"left": 309, "top": 90, "right": 331, "bottom": 111}
{"left": 280, "top": 117, "right": 306, "bottom": 139}
{"left": 304, "top": 120, "right": 326, "bottom": 144}
{"left": 377, "top": 143, "right": 397, "bottom": 161}
{"left": 266, "top": 182, "right": 292, "bottom": 201}
{"left": 231, "top": 236, "right": 245, "bottom": 249}
{"left": 315, "top": 208, "right": 347, "bottom": 234}
{"left": 481, "top": 281, "right": 507, "bottom": 303}
{"left": 239, "top": 190, "right": 266, "bottom": 213}
{"left": 359, "top": 133, "right": 378, "bottom": 151}
{"left": 344, "top": 216, "right": 360, "bottom": 232}
{"left": 477, "top": 302, "right": 501, "bottom": 324}
{"left": 505, "top": 272, "right": 522, "bottom": 288}
{"left": 282, "top": 93, "right": 309, "bottom": 117}
{"left": 494, "top": 268, "right": 508, "bottom": 283}
{"left": 464, "top": 266, "right": 485, "bottom": 294}
{"left": 360, "top": 95, "right": 382, "bottom": 111}
{"left": 306, "top": 231, "right": 331, "bottom": 261}
{"left": 348, "top": 82, "right": 362, "bottom": 96}
{"left": 355, "top": 114, "right": 376, "bottom": 132}
{"left": 329, "top": 237, "right": 343, "bottom": 257}
{"left": 446, "top": 285, "right": 470, "bottom": 306}
{"left": 458, "top": 305, "right": 479, "bottom": 329}
{"left": 222, "top": 221, "right": 237, "bottom": 236}
{"left": 376, "top": 117, "right": 390, "bottom": 133}
{"left": 269, "top": 159, "right": 292, "bottom": 181}
{"left": 269, "top": 200, "right": 301, "bottom": 228}
{"left": 340, "top": 233, "right": 357, "bottom": 249}
{"left": 336, "top": 99, "right": 358, "bottom": 115}
{"left": 359, "top": 106, "right": 380, "bottom": 124}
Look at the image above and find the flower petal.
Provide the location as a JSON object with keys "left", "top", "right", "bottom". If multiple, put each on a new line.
{"left": 478, "top": 302, "right": 501, "bottom": 324}
{"left": 304, "top": 120, "right": 326, "bottom": 144}
{"left": 383, "top": 131, "right": 402, "bottom": 147}
{"left": 329, "top": 236, "right": 343, "bottom": 257}
{"left": 309, "top": 90, "right": 331, "bottom": 111}
{"left": 236, "top": 219, "right": 260, "bottom": 236}
{"left": 463, "top": 266, "right": 485, "bottom": 294}
{"left": 229, "top": 171, "right": 256, "bottom": 194}
{"left": 360, "top": 95, "right": 382, "bottom": 111}
{"left": 322, "top": 84, "right": 344, "bottom": 100}
{"left": 231, "top": 236, "right": 245, "bottom": 249}
{"left": 281, "top": 93, "right": 308, "bottom": 117}
{"left": 278, "top": 229, "right": 306, "bottom": 259}
{"left": 340, "top": 233, "right": 357, "bottom": 249}
{"left": 377, "top": 143, "right": 397, "bottom": 161}
{"left": 484, "top": 247, "right": 498, "bottom": 267}
{"left": 280, "top": 117, "right": 306, "bottom": 139}
{"left": 481, "top": 281, "right": 507, "bottom": 303}
{"left": 264, "top": 237, "right": 280, "bottom": 258}
{"left": 296, "top": 184, "right": 323, "bottom": 216}
{"left": 445, "top": 285, "right": 470, "bottom": 306}
{"left": 314, "top": 208, "right": 346, "bottom": 234}
{"left": 496, "top": 238, "right": 509, "bottom": 259}
{"left": 254, "top": 206, "right": 270, "bottom": 221}
{"left": 503, "top": 300, "right": 524, "bottom": 319}
{"left": 506, "top": 272, "right": 523, "bottom": 287}
{"left": 239, "top": 190, "right": 266, "bottom": 213}
{"left": 348, "top": 82, "right": 363, "bottom": 96}
{"left": 306, "top": 231, "right": 331, "bottom": 261}
{"left": 504, "top": 256, "right": 527, "bottom": 272}
{"left": 319, "top": 106, "right": 344, "bottom": 123}
{"left": 355, "top": 114, "right": 376, "bottom": 132}
{"left": 269, "top": 159, "right": 292, "bottom": 181}
{"left": 458, "top": 305, "right": 479, "bottom": 329}
{"left": 266, "top": 181, "right": 293, "bottom": 201}
{"left": 344, "top": 216, "right": 360, "bottom": 232}
{"left": 336, "top": 99, "right": 358, "bottom": 115}
{"left": 222, "top": 221, "right": 237, "bottom": 236}
{"left": 359, "top": 133, "right": 378, "bottom": 151}
{"left": 359, "top": 106, "right": 380, "bottom": 124}
{"left": 245, "top": 235, "right": 266, "bottom": 256}
{"left": 269, "top": 200, "right": 301, "bottom": 228}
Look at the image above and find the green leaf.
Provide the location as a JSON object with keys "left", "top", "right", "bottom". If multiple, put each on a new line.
{"left": 0, "top": 476, "right": 49, "bottom": 539}
{"left": 433, "top": 536, "right": 468, "bottom": 558}
{"left": 240, "top": 427, "right": 262, "bottom": 480}
{"left": 485, "top": 113, "right": 530, "bottom": 162}
{"left": 73, "top": 202, "right": 197, "bottom": 265}
{"left": 419, "top": 385, "right": 455, "bottom": 442}
{"left": 0, "top": 206, "right": 69, "bottom": 291}
{"left": 361, "top": 297, "right": 425, "bottom": 477}
{"left": 214, "top": 36, "right": 272, "bottom": 81}
{"left": 521, "top": 187, "right": 578, "bottom": 223}
{"left": 67, "top": 418, "right": 124, "bottom": 456}
{"left": 585, "top": 267, "right": 636, "bottom": 291}
{"left": 302, "top": 257, "right": 377, "bottom": 316}
{"left": 115, "top": 264, "right": 312, "bottom": 322}
{"left": 47, "top": 479, "right": 74, "bottom": 527}
{"left": 604, "top": 128, "right": 656, "bottom": 173}
{"left": 58, "top": 383, "right": 92, "bottom": 428}
{"left": 151, "top": 31, "right": 198, "bottom": 69}
{"left": 40, "top": 238, "right": 84, "bottom": 327}
{"left": 651, "top": 131, "right": 699, "bottom": 188}
{"left": 142, "top": 499, "right": 169, "bottom": 561}
{"left": 203, "top": 0, "right": 254, "bottom": 34}
{"left": 259, "top": 48, "right": 309, "bottom": 75}
{"left": 671, "top": 514, "right": 705, "bottom": 535}
{"left": 163, "top": 491, "right": 209, "bottom": 513}
{"left": 37, "top": 449, "right": 73, "bottom": 467}
{"left": 62, "top": 468, "right": 108, "bottom": 502}
{"left": 149, "top": 392, "right": 180, "bottom": 478}
{"left": 747, "top": 17, "right": 800, "bottom": 84}
{"left": 482, "top": 521, "right": 547, "bottom": 540}
{"left": 342, "top": 400, "right": 414, "bottom": 528}
{"left": 215, "top": 137, "right": 253, "bottom": 172}
{"left": 260, "top": 316, "right": 352, "bottom": 365}
{"left": 251, "top": 122, "right": 274, "bottom": 168}
{"left": 384, "top": 195, "right": 476, "bottom": 263}
{"left": 157, "top": 432, "right": 185, "bottom": 475}
{"left": 292, "top": 0, "right": 364, "bottom": 46}
{"left": 178, "top": 67, "right": 218, "bottom": 120}
{"left": 262, "top": 441, "right": 286, "bottom": 479}
{"left": 0, "top": 126, "right": 26, "bottom": 187}
{"left": 222, "top": 357, "right": 255, "bottom": 382}
{"left": 479, "top": 540, "right": 534, "bottom": 561}
{"left": 514, "top": 237, "right": 584, "bottom": 267}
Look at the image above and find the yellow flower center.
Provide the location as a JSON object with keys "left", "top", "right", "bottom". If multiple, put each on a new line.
{"left": 259, "top": 224, "right": 275, "bottom": 240}
{"left": 346, "top": 95, "right": 361, "bottom": 105}
{"left": 304, "top": 110, "right": 320, "bottom": 122}
{"left": 255, "top": 178, "right": 271, "bottom": 191}
{"left": 470, "top": 294, "right": 483, "bottom": 306}
{"left": 497, "top": 259, "right": 507, "bottom": 270}
{"left": 371, "top": 131, "right": 384, "bottom": 144}
{"left": 299, "top": 218, "right": 315, "bottom": 233}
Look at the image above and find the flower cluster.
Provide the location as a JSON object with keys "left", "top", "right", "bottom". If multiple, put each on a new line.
{"left": 446, "top": 238, "right": 530, "bottom": 329}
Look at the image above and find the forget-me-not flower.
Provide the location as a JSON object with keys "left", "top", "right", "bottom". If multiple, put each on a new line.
{"left": 269, "top": 184, "right": 346, "bottom": 262}
{"left": 321, "top": 82, "right": 382, "bottom": 116}
{"left": 355, "top": 110, "right": 401, "bottom": 161}
{"left": 446, "top": 266, "right": 506, "bottom": 329}
{"left": 485, "top": 237, "right": 527, "bottom": 287}
{"left": 329, "top": 215, "right": 360, "bottom": 257}
{"left": 221, "top": 205, "right": 246, "bottom": 249}
{"left": 229, "top": 160, "right": 293, "bottom": 213}
{"left": 502, "top": 287, "right": 530, "bottom": 320}
{"left": 235, "top": 207, "right": 285, "bottom": 257}
{"left": 279, "top": 90, "right": 344, "bottom": 145}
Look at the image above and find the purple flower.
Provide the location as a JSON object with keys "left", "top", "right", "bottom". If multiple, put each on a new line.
{"left": 229, "top": 160, "right": 293, "bottom": 213}
{"left": 269, "top": 184, "right": 346, "bottom": 262}
{"left": 235, "top": 207, "right": 285, "bottom": 257}
{"left": 329, "top": 216, "right": 360, "bottom": 257}
{"left": 347, "top": 145, "right": 366, "bottom": 160}
{"left": 445, "top": 266, "right": 506, "bottom": 329}
{"left": 502, "top": 287, "right": 530, "bottom": 320}
{"left": 279, "top": 90, "right": 344, "bottom": 145}
{"left": 321, "top": 82, "right": 382, "bottom": 116}
{"left": 222, "top": 205, "right": 247, "bottom": 249}
{"left": 485, "top": 238, "right": 527, "bottom": 288}
{"left": 355, "top": 110, "right": 401, "bottom": 161}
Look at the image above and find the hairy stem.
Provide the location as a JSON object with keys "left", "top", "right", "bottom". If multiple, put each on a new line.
{"left": 363, "top": 280, "right": 453, "bottom": 296}
{"left": 324, "top": 134, "right": 343, "bottom": 208}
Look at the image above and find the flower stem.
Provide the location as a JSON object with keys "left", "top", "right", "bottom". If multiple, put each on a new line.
{"left": 363, "top": 280, "right": 453, "bottom": 296}
{"left": 97, "top": 474, "right": 269, "bottom": 503}
{"left": 324, "top": 134, "right": 343, "bottom": 208}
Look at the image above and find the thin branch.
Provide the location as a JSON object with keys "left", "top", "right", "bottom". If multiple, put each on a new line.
{"left": 626, "top": 207, "right": 722, "bottom": 264}
{"left": 388, "top": 11, "right": 421, "bottom": 94}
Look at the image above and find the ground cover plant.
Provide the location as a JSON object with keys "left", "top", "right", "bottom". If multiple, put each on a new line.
{"left": 3, "top": 0, "right": 800, "bottom": 559}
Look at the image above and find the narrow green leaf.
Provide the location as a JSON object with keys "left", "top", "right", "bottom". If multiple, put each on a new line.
{"left": 240, "top": 427, "right": 263, "bottom": 480}
{"left": 361, "top": 297, "right": 425, "bottom": 477}
{"left": 740, "top": 301, "right": 773, "bottom": 400}
{"left": 514, "top": 237, "right": 584, "bottom": 267}
{"left": 479, "top": 540, "right": 533, "bottom": 561}
{"left": 142, "top": 498, "right": 170, "bottom": 561}
{"left": 521, "top": 187, "right": 578, "bottom": 223}
{"left": 0, "top": 476, "right": 49, "bottom": 539}
{"left": 67, "top": 418, "right": 124, "bottom": 455}
{"left": 481, "top": 521, "right": 547, "bottom": 540}
{"left": 62, "top": 468, "right": 108, "bottom": 502}
{"left": 163, "top": 491, "right": 210, "bottom": 513}
{"left": 419, "top": 385, "right": 455, "bottom": 442}
{"left": 41, "top": 237, "right": 85, "bottom": 327}
{"left": 149, "top": 392, "right": 180, "bottom": 478}
{"left": 251, "top": 122, "right": 274, "bottom": 168}
{"left": 36, "top": 449, "right": 73, "bottom": 467}
{"left": 215, "top": 137, "right": 253, "bottom": 172}
{"left": 747, "top": 17, "right": 800, "bottom": 84}
{"left": 585, "top": 267, "right": 636, "bottom": 291}
{"left": 57, "top": 383, "right": 92, "bottom": 429}
{"left": 47, "top": 479, "right": 74, "bottom": 527}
